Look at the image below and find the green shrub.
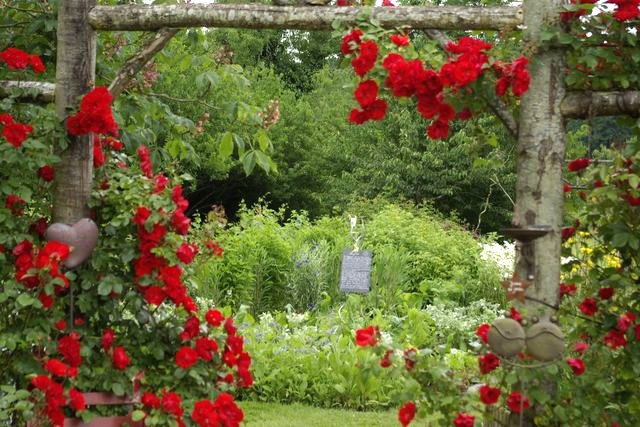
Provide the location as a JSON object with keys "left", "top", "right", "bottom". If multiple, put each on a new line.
{"left": 361, "top": 203, "right": 503, "bottom": 306}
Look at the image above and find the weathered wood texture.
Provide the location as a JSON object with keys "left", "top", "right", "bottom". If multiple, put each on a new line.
{"left": 0, "top": 81, "right": 55, "bottom": 103}
{"left": 515, "top": 0, "right": 565, "bottom": 314}
{"left": 109, "top": 28, "right": 180, "bottom": 98}
{"left": 562, "top": 91, "right": 640, "bottom": 118}
{"left": 54, "top": 0, "right": 97, "bottom": 224}
{"left": 88, "top": 4, "right": 523, "bottom": 31}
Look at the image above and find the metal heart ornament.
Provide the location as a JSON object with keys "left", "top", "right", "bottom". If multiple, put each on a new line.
{"left": 45, "top": 218, "right": 99, "bottom": 269}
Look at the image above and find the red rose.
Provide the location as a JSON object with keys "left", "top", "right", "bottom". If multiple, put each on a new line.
{"left": 453, "top": 412, "right": 475, "bottom": 427}
{"left": 567, "top": 157, "right": 591, "bottom": 172}
{"left": 111, "top": 346, "right": 131, "bottom": 371}
{"left": 566, "top": 358, "right": 585, "bottom": 376}
{"left": 68, "top": 388, "right": 86, "bottom": 412}
{"left": 604, "top": 329, "right": 627, "bottom": 349}
{"left": 195, "top": 337, "right": 218, "bottom": 361}
{"left": 93, "top": 136, "right": 105, "bottom": 168}
{"left": 574, "top": 341, "right": 589, "bottom": 353}
{"left": 133, "top": 206, "right": 151, "bottom": 226}
{"left": 351, "top": 40, "right": 378, "bottom": 77}
{"left": 426, "top": 119, "right": 449, "bottom": 139}
{"left": 579, "top": 297, "right": 598, "bottom": 316}
{"left": 479, "top": 352, "right": 500, "bottom": 374}
{"left": 192, "top": 400, "right": 219, "bottom": 426}
{"left": 479, "top": 384, "right": 501, "bottom": 404}
{"left": 506, "top": 391, "right": 530, "bottom": 413}
{"left": 38, "top": 165, "right": 55, "bottom": 182}
{"left": 617, "top": 312, "right": 636, "bottom": 332}
{"left": 509, "top": 307, "right": 522, "bottom": 322}
{"left": 179, "top": 316, "right": 200, "bottom": 341}
{"left": 391, "top": 34, "right": 410, "bottom": 47}
{"left": 54, "top": 320, "right": 67, "bottom": 331}
{"left": 340, "top": 28, "right": 363, "bottom": 56}
{"left": 380, "top": 349, "right": 393, "bottom": 368}
{"left": 398, "top": 402, "right": 416, "bottom": 427}
{"left": 162, "top": 391, "right": 184, "bottom": 417}
{"left": 137, "top": 145, "right": 153, "bottom": 178}
{"left": 562, "top": 226, "right": 576, "bottom": 241}
{"left": 205, "top": 309, "right": 225, "bottom": 327}
{"left": 175, "top": 346, "right": 199, "bottom": 370}
{"left": 101, "top": 328, "right": 115, "bottom": 350}
{"left": 476, "top": 324, "right": 490, "bottom": 344}
{"left": 44, "top": 359, "right": 72, "bottom": 378}
{"left": 176, "top": 243, "right": 198, "bottom": 264}
{"left": 560, "top": 283, "right": 577, "bottom": 298}
{"left": 141, "top": 392, "right": 161, "bottom": 409}
{"left": 598, "top": 287, "right": 614, "bottom": 300}
{"left": 355, "top": 325, "right": 379, "bottom": 347}
{"left": 5, "top": 194, "right": 25, "bottom": 216}
{"left": 403, "top": 348, "right": 417, "bottom": 371}
{"left": 205, "top": 240, "right": 224, "bottom": 257}
{"left": 58, "top": 334, "right": 82, "bottom": 367}
{"left": 213, "top": 393, "right": 244, "bottom": 427}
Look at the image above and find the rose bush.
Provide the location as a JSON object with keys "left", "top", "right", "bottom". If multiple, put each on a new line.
{"left": 0, "top": 50, "right": 250, "bottom": 426}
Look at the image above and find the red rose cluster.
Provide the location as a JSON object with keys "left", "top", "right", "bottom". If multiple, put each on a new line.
{"left": 0, "top": 47, "right": 45, "bottom": 73}
{"left": 66, "top": 86, "right": 118, "bottom": 137}
{"left": 139, "top": 311, "right": 250, "bottom": 426}
{"left": 348, "top": 80, "right": 387, "bottom": 124}
{"left": 340, "top": 31, "right": 531, "bottom": 140}
{"left": 397, "top": 401, "right": 416, "bottom": 427}
{"left": 31, "top": 333, "right": 84, "bottom": 426}
{"left": 100, "top": 328, "right": 131, "bottom": 371}
{"left": 0, "top": 113, "right": 33, "bottom": 148}
{"left": 562, "top": 0, "right": 639, "bottom": 22}
{"left": 12, "top": 240, "right": 70, "bottom": 308}
{"left": 132, "top": 199, "right": 196, "bottom": 312}
{"left": 93, "top": 134, "right": 124, "bottom": 168}
{"left": 191, "top": 393, "right": 244, "bottom": 427}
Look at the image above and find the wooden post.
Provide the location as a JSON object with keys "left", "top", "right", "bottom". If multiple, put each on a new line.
{"left": 515, "top": 0, "right": 565, "bottom": 314}
{"left": 514, "top": 1, "right": 565, "bottom": 422}
{"left": 54, "top": 0, "right": 97, "bottom": 224}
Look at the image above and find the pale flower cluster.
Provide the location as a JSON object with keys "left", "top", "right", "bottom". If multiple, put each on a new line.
{"left": 479, "top": 240, "right": 515, "bottom": 279}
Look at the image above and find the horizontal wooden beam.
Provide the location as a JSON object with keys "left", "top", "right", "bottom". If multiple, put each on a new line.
{"left": 0, "top": 80, "right": 56, "bottom": 103}
{"left": 88, "top": 4, "right": 523, "bottom": 31}
{"left": 561, "top": 91, "right": 640, "bottom": 118}
{"left": 4, "top": 82, "right": 638, "bottom": 121}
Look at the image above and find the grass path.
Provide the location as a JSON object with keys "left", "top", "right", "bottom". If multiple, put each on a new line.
{"left": 239, "top": 401, "right": 432, "bottom": 426}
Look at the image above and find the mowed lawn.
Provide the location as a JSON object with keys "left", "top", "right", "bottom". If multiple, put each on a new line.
{"left": 239, "top": 401, "right": 434, "bottom": 426}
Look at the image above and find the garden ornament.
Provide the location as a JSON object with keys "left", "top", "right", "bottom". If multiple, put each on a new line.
{"left": 45, "top": 218, "right": 99, "bottom": 269}
{"left": 525, "top": 318, "right": 565, "bottom": 361}
{"left": 487, "top": 317, "right": 525, "bottom": 358}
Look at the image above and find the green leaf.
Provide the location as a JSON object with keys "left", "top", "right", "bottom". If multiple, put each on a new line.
{"left": 131, "top": 410, "right": 146, "bottom": 422}
{"left": 16, "top": 293, "right": 34, "bottom": 308}
{"left": 242, "top": 151, "right": 257, "bottom": 176}
{"left": 255, "top": 151, "right": 271, "bottom": 174}
{"left": 111, "top": 382, "right": 125, "bottom": 396}
{"left": 97, "top": 280, "right": 112, "bottom": 296}
{"left": 219, "top": 132, "right": 234, "bottom": 158}
{"left": 256, "top": 129, "right": 270, "bottom": 152}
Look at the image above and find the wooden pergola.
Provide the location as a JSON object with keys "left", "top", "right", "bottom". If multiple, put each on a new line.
{"left": 4, "top": 0, "right": 640, "bottom": 378}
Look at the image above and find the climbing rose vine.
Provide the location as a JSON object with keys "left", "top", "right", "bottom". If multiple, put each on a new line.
{"left": 340, "top": 29, "right": 530, "bottom": 140}
{"left": 0, "top": 54, "right": 248, "bottom": 427}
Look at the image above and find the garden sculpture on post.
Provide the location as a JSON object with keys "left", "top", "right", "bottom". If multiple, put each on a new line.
{"left": 1, "top": 0, "right": 640, "bottom": 425}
